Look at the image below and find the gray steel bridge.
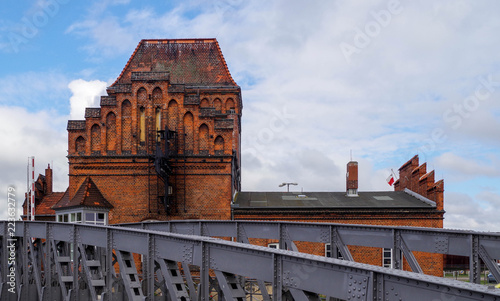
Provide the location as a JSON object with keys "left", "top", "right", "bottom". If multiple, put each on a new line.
{"left": 1, "top": 220, "right": 500, "bottom": 301}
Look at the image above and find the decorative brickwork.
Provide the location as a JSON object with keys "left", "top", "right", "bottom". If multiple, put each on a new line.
{"left": 64, "top": 39, "right": 242, "bottom": 224}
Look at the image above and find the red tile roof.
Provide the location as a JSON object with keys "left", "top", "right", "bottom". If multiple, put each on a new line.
{"left": 110, "top": 39, "right": 237, "bottom": 87}
{"left": 52, "top": 177, "right": 113, "bottom": 210}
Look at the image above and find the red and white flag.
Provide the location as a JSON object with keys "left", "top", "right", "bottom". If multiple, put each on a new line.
{"left": 386, "top": 174, "right": 395, "bottom": 186}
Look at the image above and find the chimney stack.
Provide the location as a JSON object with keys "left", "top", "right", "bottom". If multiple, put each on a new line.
{"left": 346, "top": 161, "right": 358, "bottom": 197}
{"left": 45, "top": 164, "right": 53, "bottom": 194}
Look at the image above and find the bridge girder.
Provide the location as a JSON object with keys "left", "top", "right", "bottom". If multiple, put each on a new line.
{"left": 1, "top": 221, "right": 500, "bottom": 301}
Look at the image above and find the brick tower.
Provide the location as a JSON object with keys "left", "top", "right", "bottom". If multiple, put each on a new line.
{"left": 66, "top": 39, "right": 242, "bottom": 223}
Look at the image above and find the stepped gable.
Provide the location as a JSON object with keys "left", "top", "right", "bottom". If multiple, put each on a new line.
{"left": 110, "top": 39, "right": 237, "bottom": 87}
{"left": 52, "top": 177, "right": 113, "bottom": 210}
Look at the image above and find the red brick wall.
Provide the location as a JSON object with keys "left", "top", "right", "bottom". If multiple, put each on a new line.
{"left": 67, "top": 80, "right": 241, "bottom": 224}
{"left": 234, "top": 212, "right": 444, "bottom": 276}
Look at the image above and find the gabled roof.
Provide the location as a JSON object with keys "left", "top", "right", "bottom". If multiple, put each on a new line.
{"left": 52, "top": 177, "right": 113, "bottom": 210}
{"left": 110, "top": 39, "right": 237, "bottom": 87}
{"left": 233, "top": 190, "right": 436, "bottom": 209}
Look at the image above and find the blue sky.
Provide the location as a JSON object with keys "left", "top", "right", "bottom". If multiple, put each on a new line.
{"left": 1, "top": 0, "right": 499, "bottom": 231}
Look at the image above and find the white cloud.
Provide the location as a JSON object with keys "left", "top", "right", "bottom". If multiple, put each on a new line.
{"left": 0, "top": 71, "right": 69, "bottom": 111}
{"left": 444, "top": 191, "right": 500, "bottom": 231}
{"left": 68, "top": 79, "right": 107, "bottom": 119}
{"left": 435, "top": 152, "right": 500, "bottom": 179}
{"left": 0, "top": 106, "right": 68, "bottom": 220}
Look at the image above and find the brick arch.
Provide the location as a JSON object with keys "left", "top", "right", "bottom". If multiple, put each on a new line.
{"left": 153, "top": 87, "right": 162, "bottom": 105}
{"left": 198, "top": 124, "right": 209, "bottom": 154}
{"left": 215, "top": 135, "right": 224, "bottom": 155}
{"left": 214, "top": 98, "right": 222, "bottom": 112}
{"left": 121, "top": 99, "right": 132, "bottom": 153}
{"left": 200, "top": 98, "right": 209, "bottom": 108}
{"left": 167, "top": 99, "right": 178, "bottom": 131}
{"left": 91, "top": 124, "right": 101, "bottom": 154}
{"left": 225, "top": 98, "right": 235, "bottom": 111}
{"left": 106, "top": 112, "right": 117, "bottom": 153}
{"left": 183, "top": 112, "right": 194, "bottom": 154}
{"left": 137, "top": 87, "right": 147, "bottom": 104}
{"left": 75, "top": 136, "right": 85, "bottom": 155}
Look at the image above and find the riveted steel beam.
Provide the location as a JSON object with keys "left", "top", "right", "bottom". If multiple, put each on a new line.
{"left": 2, "top": 221, "right": 500, "bottom": 301}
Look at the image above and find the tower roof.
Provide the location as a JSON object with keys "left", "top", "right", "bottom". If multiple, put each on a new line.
{"left": 110, "top": 39, "right": 237, "bottom": 87}
{"left": 52, "top": 177, "right": 113, "bottom": 210}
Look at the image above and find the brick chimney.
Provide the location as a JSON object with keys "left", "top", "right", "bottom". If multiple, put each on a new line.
{"left": 346, "top": 161, "right": 358, "bottom": 197}
{"left": 45, "top": 164, "right": 53, "bottom": 194}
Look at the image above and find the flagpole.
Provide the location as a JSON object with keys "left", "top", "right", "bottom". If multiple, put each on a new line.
{"left": 391, "top": 168, "right": 398, "bottom": 180}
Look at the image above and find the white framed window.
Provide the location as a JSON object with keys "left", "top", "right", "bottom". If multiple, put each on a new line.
{"left": 382, "top": 248, "right": 403, "bottom": 269}
{"left": 325, "top": 243, "right": 344, "bottom": 259}
{"left": 57, "top": 210, "right": 108, "bottom": 225}
{"left": 268, "top": 243, "right": 279, "bottom": 249}
{"left": 383, "top": 248, "right": 392, "bottom": 268}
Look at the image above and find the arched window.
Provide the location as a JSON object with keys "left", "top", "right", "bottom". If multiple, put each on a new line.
{"left": 225, "top": 98, "right": 235, "bottom": 113}
{"left": 183, "top": 112, "right": 194, "bottom": 154}
{"left": 91, "top": 124, "right": 101, "bottom": 154}
{"left": 199, "top": 124, "right": 209, "bottom": 155}
{"left": 215, "top": 136, "right": 224, "bottom": 155}
{"left": 167, "top": 99, "right": 178, "bottom": 131}
{"left": 214, "top": 98, "right": 222, "bottom": 113}
{"left": 137, "top": 88, "right": 147, "bottom": 104}
{"left": 155, "top": 107, "right": 162, "bottom": 142}
{"left": 153, "top": 87, "right": 162, "bottom": 105}
{"left": 75, "top": 136, "right": 85, "bottom": 155}
{"left": 106, "top": 112, "right": 116, "bottom": 153}
{"left": 200, "top": 98, "right": 209, "bottom": 108}
{"left": 139, "top": 106, "right": 146, "bottom": 143}
{"left": 121, "top": 100, "right": 132, "bottom": 153}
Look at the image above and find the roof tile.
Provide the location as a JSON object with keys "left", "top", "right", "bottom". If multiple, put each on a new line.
{"left": 52, "top": 177, "right": 113, "bottom": 210}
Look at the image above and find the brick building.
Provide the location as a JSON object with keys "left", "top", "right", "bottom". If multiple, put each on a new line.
{"left": 24, "top": 38, "right": 445, "bottom": 276}
{"left": 60, "top": 39, "right": 242, "bottom": 224}
{"left": 233, "top": 157, "right": 444, "bottom": 276}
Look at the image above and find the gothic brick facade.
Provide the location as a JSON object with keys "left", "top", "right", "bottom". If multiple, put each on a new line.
{"left": 66, "top": 39, "right": 242, "bottom": 224}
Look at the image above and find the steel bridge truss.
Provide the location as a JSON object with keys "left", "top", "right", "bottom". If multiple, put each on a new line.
{"left": 0, "top": 221, "right": 499, "bottom": 301}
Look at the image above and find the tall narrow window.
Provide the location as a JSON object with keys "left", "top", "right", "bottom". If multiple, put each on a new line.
{"left": 198, "top": 124, "right": 209, "bottom": 155}
{"left": 214, "top": 98, "right": 222, "bottom": 113}
{"left": 121, "top": 100, "right": 132, "bottom": 153}
{"left": 106, "top": 112, "right": 117, "bottom": 153}
{"left": 167, "top": 100, "right": 178, "bottom": 131}
{"left": 183, "top": 112, "right": 194, "bottom": 154}
{"left": 140, "top": 107, "right": 146, "bottom": 143}
{"left": 214, "top": 136, "right": 224, "bottom": 155}
{"left": 91, "top": 124, "right": 101, "bottom": 154}
{"left": 382, "top": 248, "right": 403, "bottom": 269}
{"left": 155, "top": 107, "right": 161, "bottom": 142}
{"left": 75, "top": 136, "right": 85, "bottom": 155}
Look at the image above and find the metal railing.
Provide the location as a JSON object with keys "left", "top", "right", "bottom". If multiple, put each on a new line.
{"left": 0, "top": 220, "right": 499, "bottom": 301}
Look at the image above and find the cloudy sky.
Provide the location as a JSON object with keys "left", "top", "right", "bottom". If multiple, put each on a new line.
{"left": 0, "top": 0, "right": 499, "bottom": 231}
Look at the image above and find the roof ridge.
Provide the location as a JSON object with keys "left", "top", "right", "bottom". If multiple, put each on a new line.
{"left": 213, "top": 39, "right": 237, "bottom": 86}
{"left": 109, "top": 38, "right": 236, "bottom": 88}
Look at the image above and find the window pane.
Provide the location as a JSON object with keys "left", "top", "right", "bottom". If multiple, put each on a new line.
{"left": 63, "top": 214, "right": 68, "bottom": 222}
{"left": 76, "top": 212, "right": 82, "bottom": 221}
{"left": 57, "top": 215, "right": 63, "bottom": 222}
{"left": 86, "top": 213, "right": 95, "bottom": 221}
{"left": 70, "top": 213, "right": 75, "bottom": 222}
{"left": 97, "top": 213, "right": 105, "bottom": 221}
